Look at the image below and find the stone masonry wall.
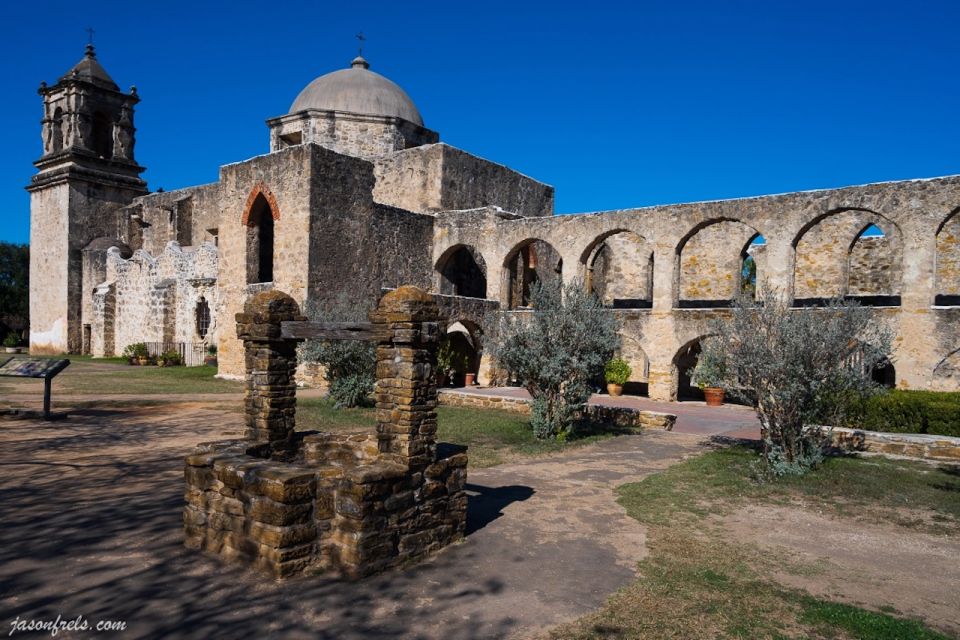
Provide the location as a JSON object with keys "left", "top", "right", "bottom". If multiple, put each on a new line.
{"left": 373, "top": 144, "right": 554, "bottom": 217}
{"left": 848, "top": 235, "right": 894, "bottom": 295}
{"left": 94, "top": 241, "right": 219, "bottom": 357}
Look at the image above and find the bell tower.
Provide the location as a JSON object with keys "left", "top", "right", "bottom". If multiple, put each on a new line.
{"left": 27, "top": 44, "right": 148, "bottom": 353}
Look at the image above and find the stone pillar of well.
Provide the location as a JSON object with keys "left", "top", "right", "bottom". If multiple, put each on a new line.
{"left": 235, "top": 290, "right": 306, "bottom": 447}
{"left": 369, "top": 286, "right": 445, "bottom": 470}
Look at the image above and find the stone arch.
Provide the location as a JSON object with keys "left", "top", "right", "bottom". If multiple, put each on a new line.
{"left": 243, "top": 187, "right": 277, "bottom": 285}
{"left": 618, "top": 331, "right": 651, "bottom": 396}
{"left": 435, "top": 244, "right": 487, "bottom": 299}
{"left": 675, "top": 219, "right": 761, "bottom": 308}
{"left": 672, "top": 335, "right": 712, "bottom": 401}
{"left": 792, "top": 209, "right": 902, "bottom": 306}
{"left": 91, "top": 111, "right": 113, "bottom": 159}
{"left": 739, "top": 233, "right": 766, "bottom": 300}
{"left": 445, "top": 319, "right": 483, "bottom": 385}
{"left": 580, "top": 229, "right": 653, "bottom": 308}
{"left": 934, "top": 207, "right": 960, "bottom": 306}
{"left": 502, "top": 238, "right": 563, "bottom": 309}
{"left": 241, "top": 182, "right": 281, "bottom": 225}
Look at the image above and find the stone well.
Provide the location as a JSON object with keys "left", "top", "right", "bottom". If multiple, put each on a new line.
{"left": 183, "top": 286, "right": 468, "bottom": 578}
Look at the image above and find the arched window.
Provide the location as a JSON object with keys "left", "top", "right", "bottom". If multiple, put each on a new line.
{"left": 677, "top": 219, "right": 760, "bottom": 308}
{"left": 91, "top": 111, "right": 113, "bottom": 159}
{"left": 245, "top": 193, "right": 275, "bottom": 284}
{"left": 503, "top": 239, "right": 562, "bottom": 309}
{"left": 581, "top": 230, "right": 653, "bottom": 309}
{"left": 740, "top": 234, "right": 766, "bottom": 299}
{"left": 195, "top": 297, "right": 211, "bottom": 339}
{"left": 437, "top": 245, "right": 487, "bottom": 298}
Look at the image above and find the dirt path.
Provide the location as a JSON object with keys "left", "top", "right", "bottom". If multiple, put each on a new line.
{"left": 721, "top": 505, "right": 960, "bottom": 635}
{"left": 0, "top": 402, "right": 704, "bottom": 639}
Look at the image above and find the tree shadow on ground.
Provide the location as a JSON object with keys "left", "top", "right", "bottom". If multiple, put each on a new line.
{"left": 0, "top": 407, "right": 527, "bottom": 639}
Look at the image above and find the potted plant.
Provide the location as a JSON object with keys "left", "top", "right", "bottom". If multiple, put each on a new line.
{"left": 464, "top": 372, "right": 477, "bottom": 386}
{"left": 690, "top": 348, "right": 727, "bottom": 406}
{"left": 3, "top": 333, "right": 19, "bottom": 353}
{"left": 125, "top": 342, "right": 150, "bottom": 366}
{"left": 436, "top": 338, "right": 454, "bottom": 387}
{"left": 604, "top": 358, "right": 631, "bottom": 397}
{"left": 204, "top": 343, "right": 218, "bottom": 367}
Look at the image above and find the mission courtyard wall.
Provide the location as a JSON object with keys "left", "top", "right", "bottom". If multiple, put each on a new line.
{"left": 433, "top": 176, "right": 960, "bottom": 399}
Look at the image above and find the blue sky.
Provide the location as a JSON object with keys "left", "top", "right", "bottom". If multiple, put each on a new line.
{"left": 3, "top": 0, "right": 958, "bottom": 244}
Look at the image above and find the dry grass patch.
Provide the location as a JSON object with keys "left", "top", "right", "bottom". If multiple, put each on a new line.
{"left": 547, "top": 446, "right": 958, "bottom": 639}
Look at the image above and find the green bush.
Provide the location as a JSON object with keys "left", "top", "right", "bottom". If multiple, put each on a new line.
{"left": 604, "top": 358, "right": 631, "bottom": 385}
{"left": 3, "top": 332, "right": 18, "bottom": 348}
{"left": 846, "top": 390, "right": 960, "bottom": 437}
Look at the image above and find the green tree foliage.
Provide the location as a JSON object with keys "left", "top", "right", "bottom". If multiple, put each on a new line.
{"left": 0, "top": 242, "right": 29, "bottom": 338}
{"left": 703, "top": 295, "right": 893, "bottom": 477}
{"left": 488, "top": 278, "right": 621, "bottom": 439}
{"left": 299, "top": 295, "right": 376, "bottom": 408}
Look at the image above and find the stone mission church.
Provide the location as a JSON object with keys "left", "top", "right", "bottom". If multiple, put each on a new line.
{"left": 28, "top": 45, "right": 960, "bottom": 399}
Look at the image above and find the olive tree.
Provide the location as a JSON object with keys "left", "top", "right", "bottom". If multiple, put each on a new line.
{"left": 299, "top": 295, "right": 376, "bottom": 408}
{"left": 702, "top": 295, "right": 893, "bottom": 477}
{"left": 487, "top": 278, "right": 620, "bottom": 439}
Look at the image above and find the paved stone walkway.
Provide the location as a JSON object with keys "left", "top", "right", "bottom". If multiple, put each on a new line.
{"left": 444, "top": 386, "right": 762, "bottom": 440}
{"left": 0, "top": 402, "right": 706, "bottom": 639}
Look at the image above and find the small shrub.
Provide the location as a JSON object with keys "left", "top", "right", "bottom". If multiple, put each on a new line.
{"left": 161, "top": 349, "right": 182, "bottom": 366}
{"left": 704, "top": 295, "right": 893, "bottom": 477}
{"left": 487, "top": 278, "right": 621, "bottom": 439}
{"left": 3, "top": 332, "right": 18, "bottom": 348}
{"left": 298, "top": 295, "right": 376, "bottom": 408}
{"left": 604, "top": 358, "right": 631, "bottom": 385}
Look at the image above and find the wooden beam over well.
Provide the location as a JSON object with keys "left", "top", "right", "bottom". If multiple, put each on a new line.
{"left": 280, "top": 321, "right": 375, "bottom": 341}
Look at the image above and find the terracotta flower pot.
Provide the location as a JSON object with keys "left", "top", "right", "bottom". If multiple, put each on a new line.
{"left": 464, "top": 373, "right": 476, "bottom": 386}
{"left": 138, "top": 357, "right": 151, "bottom": 366}
{"left": 704, "top": 387, "right": 725, "bottom": 406}
{"left": 607, "top": 383, "right": 624, "bottom": 397}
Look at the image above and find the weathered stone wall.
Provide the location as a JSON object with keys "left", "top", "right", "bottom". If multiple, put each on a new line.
{"left": 29, "top": 181, "right": 146, "bottom": 354}
{"left": 95, "top": 241, "right": 219, "bottom": 357}
{"left": 373, "top": 144, "right": 554, "bottom": 217}
{"left": 848, "top": 235, "right": 894, "bottom": 295}
{"left": 124, "top": 184, "right": 221, "bottom": 255}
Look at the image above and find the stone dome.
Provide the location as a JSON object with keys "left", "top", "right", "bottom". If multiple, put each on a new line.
{"left": 289, "top": 56, "right": 424, "bottom": 126}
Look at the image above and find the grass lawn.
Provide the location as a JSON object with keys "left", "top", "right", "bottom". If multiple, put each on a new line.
{"left": 1, "top": 359, "right": 243, "bottom": 397}
{"left": 297, "top": 398, "right": 628, "bottom": 468}
{"left": 548, "top": 447, "right": 960, "bottom": 640}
